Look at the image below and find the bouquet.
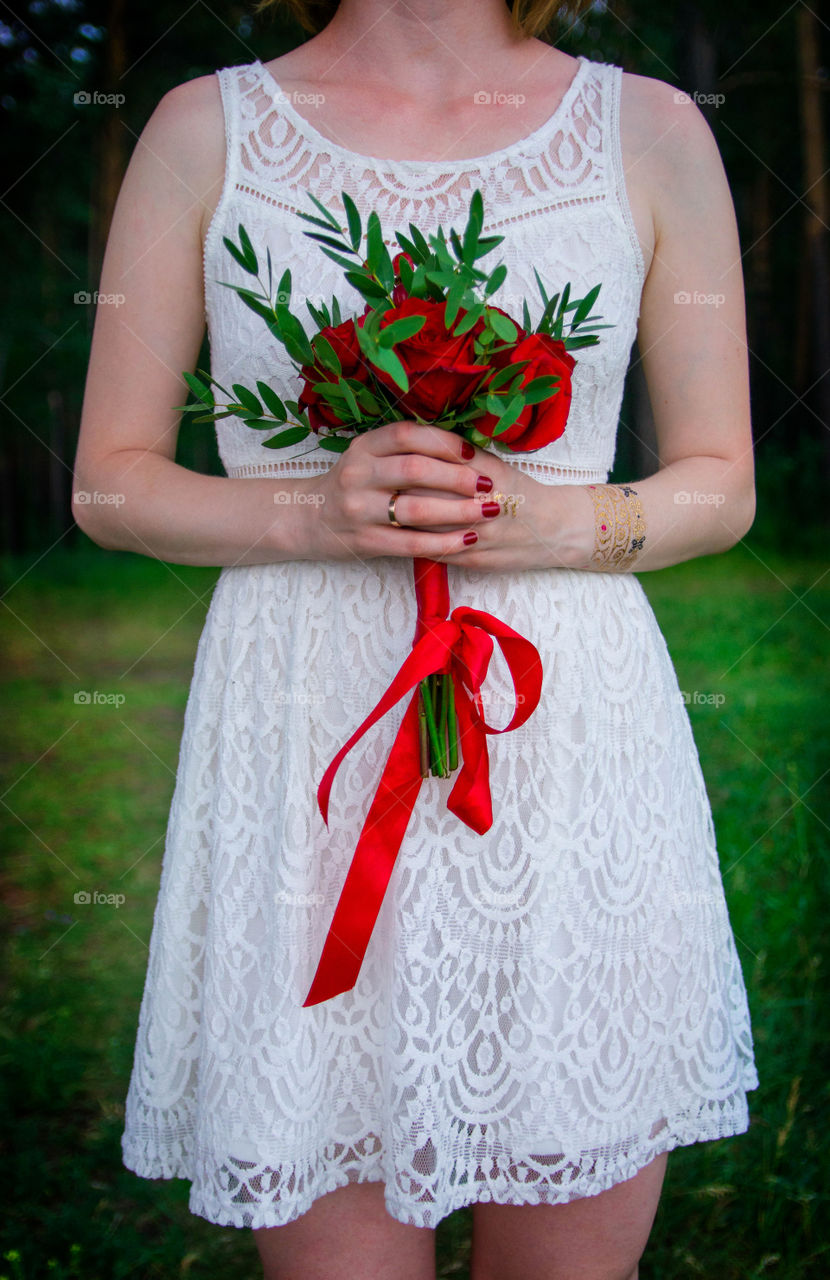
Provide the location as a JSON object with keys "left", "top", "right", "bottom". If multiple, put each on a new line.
{"left": 177, "top": 190, "right": 609, "bottom": 1004}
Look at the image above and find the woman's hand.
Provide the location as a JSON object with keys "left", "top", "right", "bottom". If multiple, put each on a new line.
{"left": 311, "top": 419, "right": 594, "bottom": 570}
{"left": 312, "top": 420, "right": 498, "bottom": 560}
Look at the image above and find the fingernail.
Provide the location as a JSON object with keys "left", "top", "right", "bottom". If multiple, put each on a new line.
{"left": 476, "top": 475, "right": 494, "bottom": 493}
{"left": 463, "top": 531, "right": 478, "bottom": 546}
{"left": 482, "top": 502, "right": 501, "bottom": 518}
{"left": 461, "top": 440, "right": 475, "bottom": 460}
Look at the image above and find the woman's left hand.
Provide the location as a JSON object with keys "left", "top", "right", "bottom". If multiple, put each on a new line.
{"left": 426, "top": 443, "right": 593, "bottom": 572}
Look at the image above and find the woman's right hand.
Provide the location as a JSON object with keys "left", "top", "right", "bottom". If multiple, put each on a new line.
{"left": 310, "top": 420, "right": 500, "bottom": 560}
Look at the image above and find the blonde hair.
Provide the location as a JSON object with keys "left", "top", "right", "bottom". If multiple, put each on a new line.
{"left": 253, "top": 0, "right": 590, "bottom": 39}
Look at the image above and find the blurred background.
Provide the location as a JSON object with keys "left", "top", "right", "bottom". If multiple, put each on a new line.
{"left": 0, "top": 1, "right": 828, "bottom": 1277}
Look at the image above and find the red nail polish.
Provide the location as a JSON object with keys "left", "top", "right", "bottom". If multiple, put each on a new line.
{"left": 461, "top": 440, "right": 475, "bottom": 460}
{"left": 482, "top": 502, "right": 501, "bottom": 517}
{"left": 476, "top": 475, "right": 494, "bottom": 494}
{"left": 463, "top": 531, "right": 478, "bottom": 546}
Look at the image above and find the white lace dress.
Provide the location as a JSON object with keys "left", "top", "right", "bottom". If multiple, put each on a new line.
{"left": 121, "top": 55, "right": 759, "bottom": 1230}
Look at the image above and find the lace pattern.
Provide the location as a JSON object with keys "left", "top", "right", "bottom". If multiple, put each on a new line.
{"left": 122, "top": 55, "right": 758, "bottom": 1232}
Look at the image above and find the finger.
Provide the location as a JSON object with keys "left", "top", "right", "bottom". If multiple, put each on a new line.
{"left": 387, "top": 492, "right": 502, "bottom": 529}
{"left": 363, "top": 525, "right": 481, "bottom": 559}
{"left": 380, "top": 454, "right": 495, "bottom": 497}
{"left": 364, "top": 419, "right": 481, "bottom": 466}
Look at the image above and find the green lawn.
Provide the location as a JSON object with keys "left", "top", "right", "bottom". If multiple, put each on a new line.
{"left": 0, "top": 539, "right": 827, "bottom": 1279}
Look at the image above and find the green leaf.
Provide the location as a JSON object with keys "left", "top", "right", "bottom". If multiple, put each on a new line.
{"left": 533, "top": 267, "right": 550, "bottom": 308}
{"left": 320, "top": 244, "right": 370, "bottom": 273}
{"left": 332, "top": 296, "right": 342, "bottom": 325}
{"left": 474, "top": 234, "right": 503, "bottom": 259}
{"left": 318, "top": 435, "right": 351, "bottom": 453}
{"left": 276, "top": 269, "right": 292, "bottom": 308}
{"left": 523, "top": 375, "right": 561, "bottom": 405}
{"left": 493, "top": 395, "right": 525, "bottom": 435}
{"left": 183, "top": 371, "right": 214, "bottom": 405}
{"left": 223, "top": 228, "right": 257, "bottom": 275}
{"left": 453, "top": 303, "right": 485, "bottom": 335}
{"left": 273, "top": 306, "right": 314, "bottom": 366}
{"left": 366, "top": 211, "right": 394, "bottom": 290}
{"left": 368, "top": 343, "right": 409, "bottom": 391}
{"left": 522, "top": 299, "right": 532, "bottom": 332}
{"left": 262, "top": 426, "right": 311, "bottom": 448}
{"left": 462, "top": 189, "right": 484, "bottom": 266}
{"left": 314, "top": 334, "right": 343, "bottom": 375}
{"left": 377, "top": 314, "right": 426, "bottom": 347}
{"left": 488, "top": 309, "right": 518, "bottom": 342}
{"left": 256, "top": 381, "right": 287, "bottom": 419}
{"left": 408, "top": 223, "right": 431, "bottom": 259}
{"left": 238, "top": 224, "right": 258, "bottom": 270}
{"left": 395, "top": 231, "right": 420, "bottom": 260}
{"left": 231, "top": 384, "right": 263, "bottom": 415}
{"left": 303, "top": 230, "right": 356, "bottom": 256}
{"left": 484, "top": 264, "right": 508, "bottom": 297}
{"left": 301, "top": 190, "right": 341, "bottom": 230}
{"left": 341, "top": 191, "right": 362, "bottom": 251}
{"left": 571, "top": 282, "right": 602, "bottom": 327}
{"left": 344, "top": 270, "right": 389, "bottom": 302}
{"left": 444, "top": 279, "right": 467, "bottom": 330}
{"left": 450, "top": 228, "right": 465, "bottom": 264}
{"left": 236, "top": 289, "right": 275, "bottom": 323}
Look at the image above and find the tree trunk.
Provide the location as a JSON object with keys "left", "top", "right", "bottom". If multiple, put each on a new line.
{"left": 89, "top": 0, "right": 129, "bottom": 287}
{"left": 796, "top": 6, "right": 830, "bottom": 472}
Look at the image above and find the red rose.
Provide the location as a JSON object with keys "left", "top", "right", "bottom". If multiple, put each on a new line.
{"left": 298, "top": 319, "right": 374, "bottom": 431}
{"left": 473, "top": 333, "right": 576, "bottom": 452}
{"left": 372, "top": 298, "right": 489, "bottom": 420}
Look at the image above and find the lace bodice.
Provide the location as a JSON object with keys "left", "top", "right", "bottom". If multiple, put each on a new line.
{"left": 203, "top": 56, "right": 645, "bottom": 485}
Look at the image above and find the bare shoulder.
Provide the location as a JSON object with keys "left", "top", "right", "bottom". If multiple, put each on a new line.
{"left": 619, "top": 71, "right": 731, "bottom": 215}
{"left": 134, "top": 71, "right": 226, "bottom": 242}
{"left": 616, "top": 69, "right": 735, "bottom": 275}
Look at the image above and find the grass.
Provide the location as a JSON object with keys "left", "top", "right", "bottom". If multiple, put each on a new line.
{"left": 0, "top": 537, "right": 828, "bottom": 1279}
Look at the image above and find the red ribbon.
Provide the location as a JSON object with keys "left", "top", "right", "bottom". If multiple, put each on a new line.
{"left": 302, "top": 557, "right": 543, "bottom": 1006}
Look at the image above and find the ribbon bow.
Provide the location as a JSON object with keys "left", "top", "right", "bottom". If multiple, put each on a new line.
{"left": 302, "top": 557, "right": 543, "bottom": 1006}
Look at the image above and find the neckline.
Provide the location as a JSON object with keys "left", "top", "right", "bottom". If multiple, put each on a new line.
{"left": 252, "top": 55, "right": 589, "bottom": 171}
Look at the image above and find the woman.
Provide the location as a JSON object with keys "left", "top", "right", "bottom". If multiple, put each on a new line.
{"left": 73, "top": 1, "right": 759, "bottom": 1276}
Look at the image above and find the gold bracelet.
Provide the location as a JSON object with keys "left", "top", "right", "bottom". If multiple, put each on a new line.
{"left": 586, "top": 484, "right": 647, "bottom": 569}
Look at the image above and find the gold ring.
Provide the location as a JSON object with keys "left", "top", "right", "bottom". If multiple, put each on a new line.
{"left": 388, "top": 490, "right": 403, "bottom": 527}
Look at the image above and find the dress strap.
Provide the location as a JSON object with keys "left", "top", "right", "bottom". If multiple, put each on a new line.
{"left": 604, "top": 63, "right": 646, "bottom": 288}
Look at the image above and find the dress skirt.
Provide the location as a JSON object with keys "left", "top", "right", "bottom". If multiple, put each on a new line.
{"left": 121, "top": 552, "right": 758, "bottom": 1229}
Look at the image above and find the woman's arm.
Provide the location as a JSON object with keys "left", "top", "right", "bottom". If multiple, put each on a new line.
{"left": 437, "top": 75, "right": 756, "bottom": 573}
{"left": 72, "top": 76, "right": 489, "bottom": 566}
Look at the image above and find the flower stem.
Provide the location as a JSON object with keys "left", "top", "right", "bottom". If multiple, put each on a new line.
{"left": 419, "top": 678, "right": 444, "bottom": 776}
{"left": 447, "top": 675, "right": 458, "bottom": 771}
